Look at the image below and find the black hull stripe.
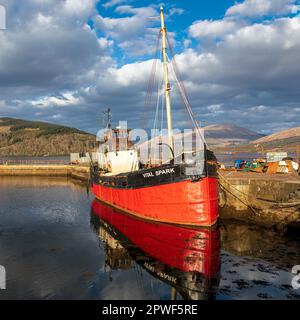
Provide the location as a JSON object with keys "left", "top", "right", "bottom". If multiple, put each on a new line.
{"left": 92, "top": 163, "right": 217, "bottom": 190}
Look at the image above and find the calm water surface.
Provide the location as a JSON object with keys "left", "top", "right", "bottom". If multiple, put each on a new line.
{"left": 0, "top": 176, "right": 299, "bottom": 300}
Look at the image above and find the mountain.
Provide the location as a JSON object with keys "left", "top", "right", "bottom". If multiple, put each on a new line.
{"left": 0, "top": 117, "right": 96, "bottom": 156}
{"left": 252, "top": 126, "right": 300, "bottom": 144}
{"left": 138, "top": 123, "right": 264, "bottom": 157}
{"left": 248, "top": 126, "right": 300, "bottom": 152}
{"left": 203, "top": 123, "right": 265, "bottom": 147}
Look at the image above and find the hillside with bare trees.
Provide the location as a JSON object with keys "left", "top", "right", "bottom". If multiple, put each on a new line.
{"left": 0, "top": 118, "right": 96, "bottom": 156}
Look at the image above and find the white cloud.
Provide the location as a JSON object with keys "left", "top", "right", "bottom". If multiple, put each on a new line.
{"left": 94, "top": 5, "right": 158, "bottom": 38}
{"left": 62, "top": 11, "right": 300, "bottom": 132}
{"left": 98, "top": 37, "right": 114, "bottom": 49}
{"left": 103, "top": 0, "right": 130, "bottom": 9}
{"left": 226, "top": 0, "right": 300, "bottom": 18}
{"left": 31, "top": 92, "right": 81, "bottom": 108}
{"left": 93, "top": 5, "right": 168, "bottom": 57}
{"left": 189, "top": 19, "right": 239, "bottom": 38}
{"left": 169, "top": 8, "right": 184, "bottom": 16}
{"left": 181, "top": 17, "right": 300, "bottom": 93}
{"left": 250, "top": 105, "right": 268, "bottom": 111}
{"left": 207, "top": 104, "right": 224, "bottom": 114}
{"left": 63, "top": 0, "right": 96, "bottom": 18}
{"left": 0, "top": 0, "right": 109, "bottom": 90}
{"left": 114, "top": 5, "right": 155, "bottom": 15}
{"left": 152, "top": 15, "right": 300, "bottom": 132}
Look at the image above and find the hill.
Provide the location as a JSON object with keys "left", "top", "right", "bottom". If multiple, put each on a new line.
{"left": 252, "top": 126, "right": 300, "bottom": 145}
{"left": 216, "top": 126, "right": 300, "bottom": 154}
{"left": 204, "top": 123, "right": 264, "bottom": 147}
{"left": 0, "top": 118, "right": 96, "bottom": 156}
{"left": 246, "top": 126, "right": 300, "bottom": 153}
{"left": 138, "top": 123, "right": 264, "bottom": 157}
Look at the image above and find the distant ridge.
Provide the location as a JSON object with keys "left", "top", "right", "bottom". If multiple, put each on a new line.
{"left": 139, "top": 122, "right": 265, "bottom": 154}
{"left": 215, "top": 125, "right": 300, "bottom": 153}
{"left": 252, "top": 126, "right": 300, "bottom": 144}
{"left": 205, "top": 123, "right": 264, "bottom": 139}
{"left": 204, "top": 123, "right": 264, "bottom": 147}
{"left": 244, "top": 126, "right": 300, "bottom": 152}
{"left": 0, "top": 117, "right": 96, "bottom": 156}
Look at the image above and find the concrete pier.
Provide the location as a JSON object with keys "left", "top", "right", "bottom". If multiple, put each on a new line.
{"left": 0, "top": 165, "right": 90, "bottom": 182}
{"left": 219, "top": 171, "right": 300, "bottom": 231}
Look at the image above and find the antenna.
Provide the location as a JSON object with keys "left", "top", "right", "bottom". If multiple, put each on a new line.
{"left": 102, "top": 112, "right": 105, "bottom": 129}
{"left": 102, "top": 108, "right": 111, "bottom": 129}
{"left": 107, "top": 108, "right": 111, "bottom": 129}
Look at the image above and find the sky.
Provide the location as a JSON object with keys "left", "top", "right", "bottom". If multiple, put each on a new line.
{"left": 0, "top": 0, "right": 300, "bottom": 134}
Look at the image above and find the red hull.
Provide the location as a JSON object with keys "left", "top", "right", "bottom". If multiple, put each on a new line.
{"left": 92, "top": 200, "right": 220, "bottom": 277}
{"left": 92, "top": 177, "right": 219, "bottom": 227}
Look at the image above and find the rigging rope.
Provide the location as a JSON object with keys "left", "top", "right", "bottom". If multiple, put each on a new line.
{"left": 165, "top": 31, "right": 210, "bottom": 204}
{"left": 166, "top": 32, "right": 203, "bottom": 136}
{"left": 153, "top": 50, "right": 163, "bottom": 132}
{"left": 144, "top": 29, "right": 211, "bottom": 170}
{"left": 142, "top": 32, "right": 162, "bottom": 129}
{"left": 152, "top": 60, "right": 163, "bottom": 162}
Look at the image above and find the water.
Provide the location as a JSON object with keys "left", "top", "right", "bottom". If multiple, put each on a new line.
{"left": 0, "top": 176, "right": 299, "bottom": 300}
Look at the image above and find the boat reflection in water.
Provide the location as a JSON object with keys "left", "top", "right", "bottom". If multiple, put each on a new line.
{"left": 90, "top": 200, "right": 221, "bottom": 300}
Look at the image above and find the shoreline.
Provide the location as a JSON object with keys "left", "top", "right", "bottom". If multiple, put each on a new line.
{"left": 0, "top": 164, "right": 90, "bottom": 182}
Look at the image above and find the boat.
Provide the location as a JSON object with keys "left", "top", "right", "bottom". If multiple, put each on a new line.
{"left": 90, "top": 200, "right": 220, "bottom": 300}
{"left": 91, "top": 7, "right": 219, "bottom": 227}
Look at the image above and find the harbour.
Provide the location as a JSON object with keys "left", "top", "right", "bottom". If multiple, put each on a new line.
{"left": 0, "top": 175, "right": 299, "bottom": 300}
{"left": 1, "top": 154, "right": 299, "bottom": 232}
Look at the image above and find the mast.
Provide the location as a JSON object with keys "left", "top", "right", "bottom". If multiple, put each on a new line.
{"left": 160, "top": 6, "right": 174, "bottom": 159}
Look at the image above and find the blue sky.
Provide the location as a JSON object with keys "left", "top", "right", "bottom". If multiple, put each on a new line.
{"left": 0, "top": 0, "right": 300, "bottom": 134}
{"left": 94, "top": 0, "right": 237, "bottom": 63}
{"left": 98, "top": 0, "right": 237, "bottom": 28}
